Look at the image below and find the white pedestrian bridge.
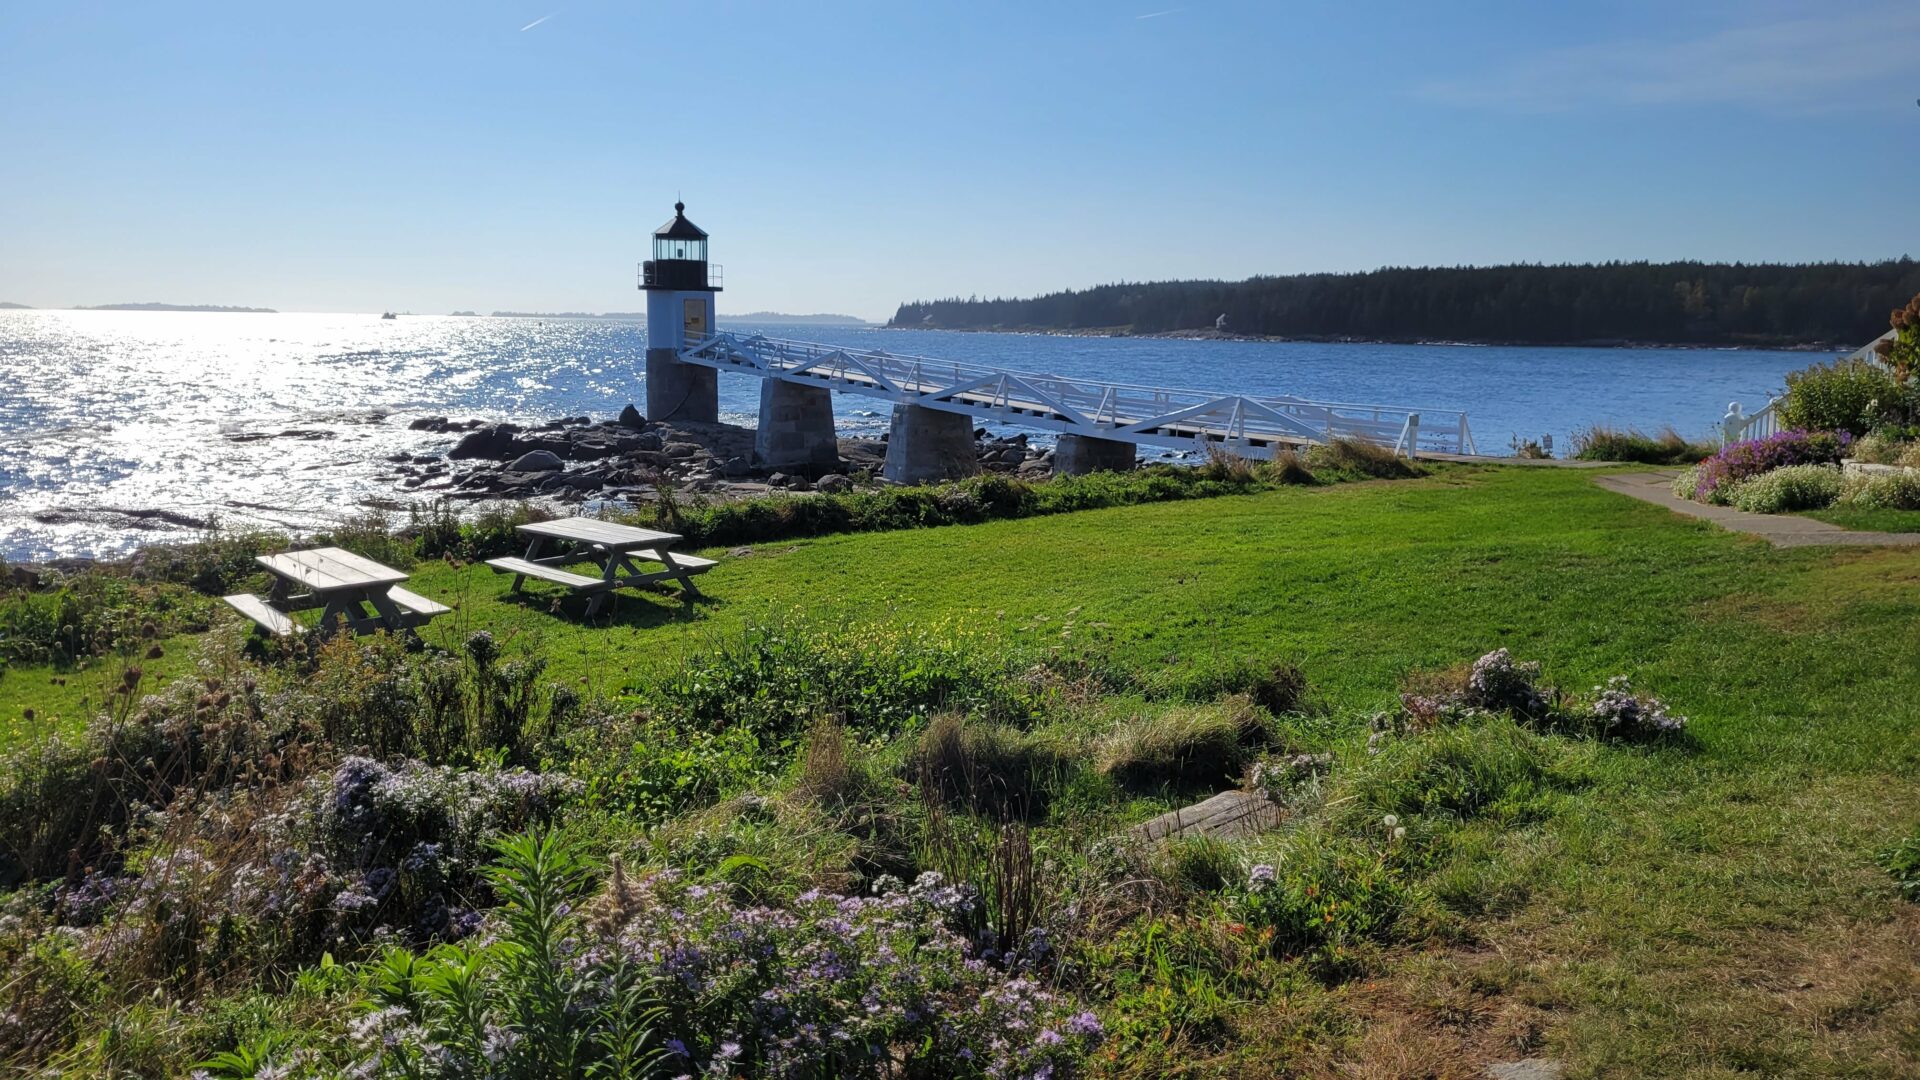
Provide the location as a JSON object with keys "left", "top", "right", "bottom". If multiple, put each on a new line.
{"left": 677, "top": 331, "right": 1477, "bottom": 458}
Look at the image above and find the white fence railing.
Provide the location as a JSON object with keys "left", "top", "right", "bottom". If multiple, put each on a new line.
{"left": 677, "top": 332, "right": 1476, "bottom": 458}
{"left": 1721, "top": 397, "right": 1782, "bottom": 444}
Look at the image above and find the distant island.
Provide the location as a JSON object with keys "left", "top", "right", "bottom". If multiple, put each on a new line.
{"left": 77, "top": 302, "right": 277, "bottom": 313}
{"left": 449, "top": 310, "right": 478, "bottom": 317}
{"left": 729, "top": 312, "right": 870, "bottom": 326}
{"left": 0, "top": 302, "right": 31, "bottom": 309}
{"left": 892, "top": 259, "right": 1920, "bottom": 348}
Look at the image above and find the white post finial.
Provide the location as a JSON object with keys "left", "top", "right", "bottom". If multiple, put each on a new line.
{"left": 1721, "top": 401, "right": 1746, "bottom": 444}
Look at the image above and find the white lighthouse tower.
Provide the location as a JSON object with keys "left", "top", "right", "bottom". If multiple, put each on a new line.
{"left": 640, "top": 201, "right": 721, "bottom": 422}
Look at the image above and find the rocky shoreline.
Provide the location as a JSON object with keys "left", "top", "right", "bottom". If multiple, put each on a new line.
{"left": 384, "top": 405, "right": 1060, "bottom": 504}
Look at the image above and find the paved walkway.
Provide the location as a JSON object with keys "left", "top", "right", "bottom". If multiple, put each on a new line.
{"left": 1594, "top": 471, "right": 1920, "bottom": 548}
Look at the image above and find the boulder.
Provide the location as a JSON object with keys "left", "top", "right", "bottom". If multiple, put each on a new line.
{"left": 816, "top": 473, "right": 853, "bottom": 494}
{"left": 663, "top": 441, "right": 701, "bottom": 460}
{"left": 408, "top": 416, "right": 449, "bottom": 431}
{"left": 507, "top": 450, "right": 565, "bottom": 473}
{"left": 719, "top": 456, "right": 752, "bottom": 478}
{"left": 448, "top": 423, "right": 520, "bottom": 460}
{"left": 617, "top": 403, "right": 645, "bottom": 429}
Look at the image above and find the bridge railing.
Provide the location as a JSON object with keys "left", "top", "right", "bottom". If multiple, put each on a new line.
{"left": 680, "top": 332, "right": 1475, "bottom": 457}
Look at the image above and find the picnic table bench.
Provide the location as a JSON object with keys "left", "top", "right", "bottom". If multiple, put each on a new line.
{"left": 485, "top": 517, "right": 715, "bottom": 616}
{"left": 223, "top": 546, "right": 449, "bottom": 638}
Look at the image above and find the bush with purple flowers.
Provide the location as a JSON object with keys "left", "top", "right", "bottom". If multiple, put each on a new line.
{"left": 343, "top": 834, "right": 1104, "bottom": 1080}
{"left": 1690, "top": 429, "right": 1851, "bottom": 504}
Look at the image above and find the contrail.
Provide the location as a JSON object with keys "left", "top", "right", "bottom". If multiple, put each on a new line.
{"left": 519, "top": 11, "right": 557, "bottom": 31}
{"left": 1135, "top": 7, "right": 1183, "bottom": 18}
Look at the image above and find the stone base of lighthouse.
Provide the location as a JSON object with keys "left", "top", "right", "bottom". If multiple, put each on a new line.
{"left": 754, "top": 379, "right": 841, "bottom": 472}
{"left": 645, "top": 349, "right": 718, "bottom": 424}
{"left": 882, "top": 404, "right": 981, "bottom": 485}
{"left": 1051, "top": 434, "right": 1138, "bottom": 475}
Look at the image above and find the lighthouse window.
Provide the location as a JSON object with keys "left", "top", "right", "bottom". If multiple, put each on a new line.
{"left": 653, "top": 237, "right": 707, "bottom": 262}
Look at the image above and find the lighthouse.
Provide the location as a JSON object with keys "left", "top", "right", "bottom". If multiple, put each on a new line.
{"left": 640, "top": 201, "right": 721, "bottom": 422}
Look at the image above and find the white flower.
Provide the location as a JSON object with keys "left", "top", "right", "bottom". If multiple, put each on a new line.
{"left": 1381, "top": 814, "right": 1399, "bottom": 829}
{"left": 1392, "top": 827, "right": 1407, "bottom": 842}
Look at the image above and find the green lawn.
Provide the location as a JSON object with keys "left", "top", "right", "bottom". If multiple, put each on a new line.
{"left": 6, "top": 465, "right": 1919, "bottom": 1074}
{"left": 1802, "top": 504, "right": 1920, "bottom": 534}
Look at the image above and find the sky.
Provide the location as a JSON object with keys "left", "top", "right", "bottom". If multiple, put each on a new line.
{"left": 1, "top": 1, "right": 1916, "bottom": 321}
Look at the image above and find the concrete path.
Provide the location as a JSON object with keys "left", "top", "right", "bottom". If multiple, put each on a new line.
{"left": 1594, "top": 471, "right": 1920, "bottom": 548}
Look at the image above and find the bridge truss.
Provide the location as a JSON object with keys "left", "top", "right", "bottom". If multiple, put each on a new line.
{"left": 677, "top": 332, "right": 1476, "bottom": 458}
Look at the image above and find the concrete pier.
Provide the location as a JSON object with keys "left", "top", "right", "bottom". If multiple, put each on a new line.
{"left": 645, "top": 348, "right": 719, "bottom": 423}
{"left": 1051, "top": 434, "right": 1137, "bottom": 475}
{"left": 754, "top": 379, "right": 840, "bottom": 472}
{"left": 882, "top": 404, "right": 981, "bottom": 485}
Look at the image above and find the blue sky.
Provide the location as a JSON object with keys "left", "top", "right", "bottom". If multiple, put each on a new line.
{"left": 1, "top": 1, "right": 1915, "bottom": 320}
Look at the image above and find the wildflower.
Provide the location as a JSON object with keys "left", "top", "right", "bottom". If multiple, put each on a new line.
{"left": 1382, "top": 814, "right": 1399, "bottom": 829}
{"left": 1392, "top": 826, "right": 1407, "bottom": 842}
{"left": 1248, "top": 864, "right": 1277, "bottom": 892}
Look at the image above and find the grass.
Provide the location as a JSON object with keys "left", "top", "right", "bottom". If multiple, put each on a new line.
{"left": 1802, "top": 505, "right": 1920, "bottom": 533}
{"left": 5, "top": 465, "right": 1920, "bottom": 1074}
{"left": 1572, "top": 424, "right": 1715, "bottom": 465}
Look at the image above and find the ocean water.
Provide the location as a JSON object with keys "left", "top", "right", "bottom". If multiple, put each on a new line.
{"left": 0, "top": 309, "right": 1819, "bottom": 561}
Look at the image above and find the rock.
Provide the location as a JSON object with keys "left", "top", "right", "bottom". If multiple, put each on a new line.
{"left": 568, "top": 438, "right": 620, "bottom": 461}
{"left": 507, "top": 450, "right": 565, "bottom": 473}
{"left": 788, "top": 477, "right": 814, "bottom": 492}
{"left": 816, "top": 473, "right": 853, "bottom": 494}
{"left": 408, "top": 416, "right": 449, "bottom": 431}
{"left": 768, "top": 472, "right": 792, "bottom": 488}
{"left": 448, "top": 423, "right": 521, "bottom": 460}
{"left": 663, "top": 442, "right": 701, "bottom": 460}
{"left": 719, "top": 456, "right": 752, "bottom": 478}
{"left": 618, "top": 403, "right": 645, "bottom": 429}
{"left": 1486, "top": 1061, "right": 1564, "bottom": 1080}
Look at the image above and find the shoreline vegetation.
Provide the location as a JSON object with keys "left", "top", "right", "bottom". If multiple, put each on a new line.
{"left": 886, "top": 322, "right": 1851, "bottom": 352}
{"left": 3, "top": 462, "right": 1919, "bottom": 1076}
{"left": 890, "top": 258, "right": 1920, "bottom": 349}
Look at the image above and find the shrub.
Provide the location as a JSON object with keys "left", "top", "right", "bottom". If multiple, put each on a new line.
{"left": 1880, "top": 827, "right": 1920, "bottom": 903}
{"left": 1777, "top": 358, "right": 1897, "bottom": 437}
{"left": 1095, "top": 696, "right": 1272, "bottom": 790}
{"left": 1199, "top": 446, "right": 1256, "bottom": 483}
{"left": 1578, "top": 676, "right": 1687, "bottom": 739}
{"left": 1724, "top": 464, "right": 1843, "bottom": 514}
{"left": 1259, "top": 448, "right": 1315, "bottom": 485}
{"left": 1691, "top": 429, "right": 1851, "bottom": 503}
{"left": 911, "top": 713, "right": 1071, "bottom": 819}
{"left": 645, "top": 617, "right": 1060, "bottom": 750}
{"left": 1345, "top": 718, "right": 1553, "bottom": 822}
{"left": 1571, "top": 425, "right": 1713, "bottom": 465}
{"left": 411, "top": 858, "right": 1105, "bottom": 1080}
{"left": 1237, "top": 825, "right": 1413, "bottom": 965}
{"left": 1464, "top": 648, "right": 1549, "bottom": 719}
{"left": 1838, "top": 470, "right": 1920, "bottom": 511}
{"left": 1305, "top": 437, "right": 1422, "bottom": 479}
{"left": 1670, "top": 465, "right": 1702, "bottom": 499}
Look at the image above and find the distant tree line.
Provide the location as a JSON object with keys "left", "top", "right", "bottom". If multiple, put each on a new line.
{"left": 890, "top": 259, "right": 1920, "bottom": 347}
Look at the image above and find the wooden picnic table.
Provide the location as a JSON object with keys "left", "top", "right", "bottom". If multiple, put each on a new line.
{"left": 485, "top": 517, "right": 716, "bottom": 616}
{"left": 223, "top": 546, "right": 449, "bottom": 638}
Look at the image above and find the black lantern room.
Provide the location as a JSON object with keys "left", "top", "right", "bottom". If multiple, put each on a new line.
{"left": 640, "top": 201, "right": 722, "bottom": 291}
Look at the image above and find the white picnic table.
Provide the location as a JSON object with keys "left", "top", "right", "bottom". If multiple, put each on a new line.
{"left": 223, "top": 546, "right": 449, "bottom": 638}
{"left": 485, "top": 517, "right": 716, "bottom": 616}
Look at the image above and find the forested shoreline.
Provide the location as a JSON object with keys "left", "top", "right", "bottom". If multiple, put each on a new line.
{"left": 890, "top": 259, "right": 1920, "bottom": 347}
